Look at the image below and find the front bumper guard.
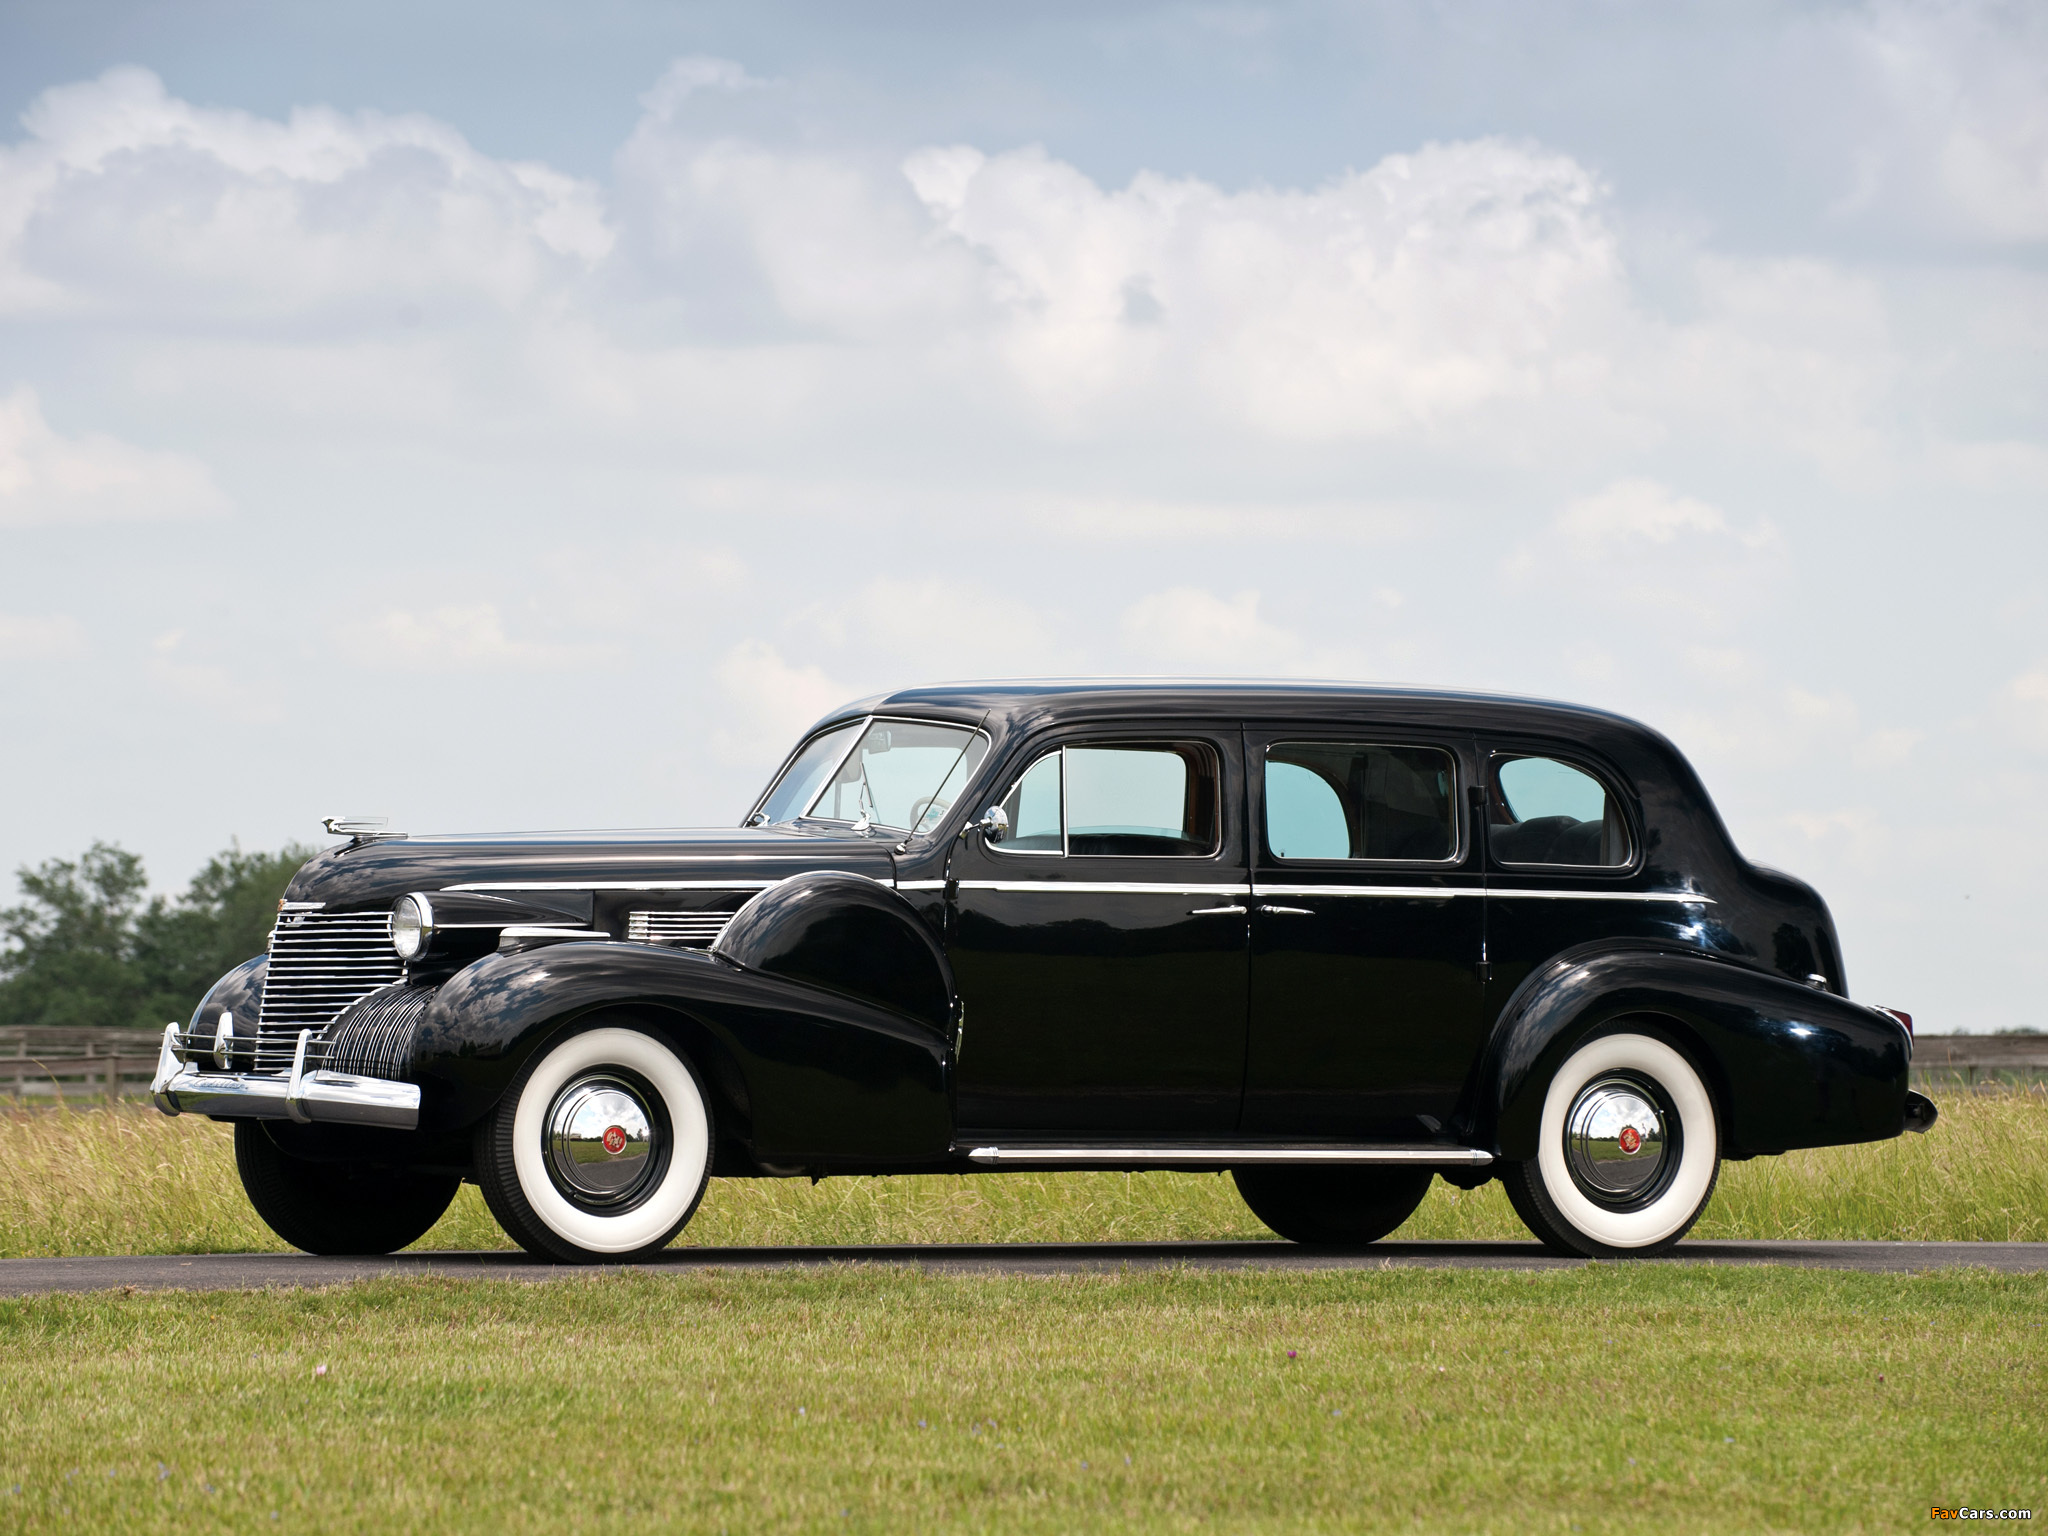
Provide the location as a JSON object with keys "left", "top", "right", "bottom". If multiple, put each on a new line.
{"left": 150, "top": 1023, "right": 420, "bottom": 1130}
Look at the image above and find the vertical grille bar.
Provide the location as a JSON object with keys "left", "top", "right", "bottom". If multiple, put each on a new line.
{"left": 255, "top": 911, "right": 404, "bottom": 1072}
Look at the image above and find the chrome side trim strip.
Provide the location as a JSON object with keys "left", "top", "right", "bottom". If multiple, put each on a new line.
{"left": 953, "top": 881, "right": 1254, "bottom": 896}
{"left": 1250, "top": 884, "right": 1713, "bottom": 904}
{"left": 1252, "top": 884, "right": 1470, "bottom": 899}
{"left": 964, "top": 1144, "right": 1492, "bottom": 1167}
{"left": 1486, "top": 888, "right": 1715, "bottom": 904}
{"left": 446, "top": 879, "right": 783, "bottom": 892}
{"left": 449, "top": 869, "right": 892, "bottom": 896}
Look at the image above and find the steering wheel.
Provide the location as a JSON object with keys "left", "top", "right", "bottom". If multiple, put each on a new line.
{"left": 908, "top": 794, "right": 950, "bottom": 829}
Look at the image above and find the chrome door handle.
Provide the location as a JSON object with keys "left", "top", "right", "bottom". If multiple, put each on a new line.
{"left": 1189, "top": 904, "right": 1248, "bottom": 916}
{"left": 1258, "top": 905, "right": 1313, "bottom": 916}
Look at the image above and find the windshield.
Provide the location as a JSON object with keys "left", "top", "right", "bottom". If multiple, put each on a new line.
{"left": 756, "top": 718, "right": 989, "bottom": 834}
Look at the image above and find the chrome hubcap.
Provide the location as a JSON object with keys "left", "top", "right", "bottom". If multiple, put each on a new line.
{"left": 1564, "top": 1076, "right": 1669, "bottom": 1204}
{"left": 546, "top": 1074, "right": 658, "bottom": 1206}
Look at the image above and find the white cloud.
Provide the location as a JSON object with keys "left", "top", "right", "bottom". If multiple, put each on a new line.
{"left": 336, "top": 604, "right": 603, "bottom": 671}
{"left": 1558, "top": 478, "right": 1729, "bottom": 546}
{"left": 1508, "top": 479, "right": 1783, "bottom": 630}
{"left": 1122, "top": 587, "right": 1338, "bottom": 673}
{"left": 1845, "top": 0, "right": 2048, "bottom": 243}
{"left": 799, "top": 578, "right": 1081, "bottom": 677}
{"left": 2009, "top": 662, "right": 2048, "bottom": 751}
{"left": 0, "top": 386, "right": 228, "bottom": 526}
{"left": 0, "top": 67, "right": 612, "bottom": 321}
{"left": 0, "top": 612, "right": 86, "bottom": 659}
{"left": 901, "top": 137, "right": 1628, "bottom": 439}
{"left": 639, "top": 56, "right": 768, "bottom": 120}
{"left": 712, "top": 639, "right": 849, "bottom": 765}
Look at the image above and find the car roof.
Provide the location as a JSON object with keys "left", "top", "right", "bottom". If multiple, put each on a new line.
{"left": 817, "top": 678, "right": 1659, "bottom": 743}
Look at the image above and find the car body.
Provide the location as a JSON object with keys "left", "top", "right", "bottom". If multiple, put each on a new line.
{"left": 153, "top": 680, "right": 1932, "bottom": 1260}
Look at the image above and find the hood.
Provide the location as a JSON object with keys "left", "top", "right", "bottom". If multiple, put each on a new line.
{"left": 283, "top": 826, "right": 897, "bottom": 910}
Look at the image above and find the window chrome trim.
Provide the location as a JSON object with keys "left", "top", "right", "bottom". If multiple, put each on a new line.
{"left": 1260, "top": 740, "right": 1464, "bottom": 867}
{"left": 987, "top": 746, "right": 1064, "bottom": 858}
{"left": 792, "top": 716, "right": 993, "bottom": 833}
{"left": 989, "top": 739, "right": 1226, "bottom": 861}
{"left": 1484, "top": 748, "right": 1641, "bottom": 873}
{"left": 743, "top": 715, "right": 868, "bottom": 827}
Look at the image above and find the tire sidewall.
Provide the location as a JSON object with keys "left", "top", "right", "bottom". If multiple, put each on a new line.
{"left": 505, "top": 1024, "right": 712, "bottom": 1257}
{"left": 1532, "top": 1030, "right": 1719, "bottom": 1253}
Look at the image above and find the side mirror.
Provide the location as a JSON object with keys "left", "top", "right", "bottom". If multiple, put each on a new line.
{"left": 970, "top": 806, "right": 1008, "bottom": 844}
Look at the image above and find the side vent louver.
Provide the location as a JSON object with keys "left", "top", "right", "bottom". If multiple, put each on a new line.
{"left": 626, "top": 911, "right": 733, "bottom": 948}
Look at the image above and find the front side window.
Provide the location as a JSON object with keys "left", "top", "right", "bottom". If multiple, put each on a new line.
{"left": 756, "top": 718, "right": 989, "bottom": 834}
{"left": 1263, "top": 743, "right": 1458, "bottom": 862}
{"left": 1489, "top": 754, "right": 1631, "bottom": 867}
{"left": 994, "top": 742, "right": 1221, "bottom": 857}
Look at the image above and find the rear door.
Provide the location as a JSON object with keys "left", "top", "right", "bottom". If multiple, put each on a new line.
{"left": 1243, "top": 730, "right": 1487, "bottom": 1139}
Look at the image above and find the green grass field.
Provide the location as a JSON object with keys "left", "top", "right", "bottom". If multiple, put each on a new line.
{"left": 0, "top": 1088, "right": 2041, "bottom": 1258}
{"left": 1, "top": 1267, "right": 2041, "bottom": 1533}
{"left": 1, "top": 1092, "right": 2042, "bottom": 1531}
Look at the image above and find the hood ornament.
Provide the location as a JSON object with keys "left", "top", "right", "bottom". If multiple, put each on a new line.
{"left": 322, "top": 815, "right": 408, "bottom": 846}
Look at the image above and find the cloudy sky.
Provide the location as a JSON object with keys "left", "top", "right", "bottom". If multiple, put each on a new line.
{"left": 1, "top": 0, "right": 2043, "bottom": 1029}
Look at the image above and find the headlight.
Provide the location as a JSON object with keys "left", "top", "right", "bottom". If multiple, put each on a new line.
{"left": 392, "top": 893, "right": 435, "bottom": 960}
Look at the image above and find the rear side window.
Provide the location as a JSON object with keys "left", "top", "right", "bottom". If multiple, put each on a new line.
{"left": 994, "top": 742, "right": 1221, "bottom": 857}
{"left": 1489, "top": 755, "right": 1632, "bottom": 867}
{"left": 1263, "top": 743, "right": 1458, "bottom": 862}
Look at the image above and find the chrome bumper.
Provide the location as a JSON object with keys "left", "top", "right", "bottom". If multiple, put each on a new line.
{"left": 149, "top": 1023, "right": 420, "bottom": 1130}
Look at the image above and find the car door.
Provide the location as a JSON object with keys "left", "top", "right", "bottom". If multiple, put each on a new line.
{"left": 1478, "top": 742, "right": 1654, "bottom": 1019}
{"left": 948, "top": 727, "right": 1251, "bottom": 1136}
{"left": 1243, "top": 730, "right": 1486, "bottom": 1140}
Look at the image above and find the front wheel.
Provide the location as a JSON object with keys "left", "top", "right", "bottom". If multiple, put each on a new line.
{"left": 1232, "top": 1164, "right": 1434, "bottom": 1245}
{"left": 1500, "top": 1031, "right": 1721, "bottom": 1259}
{"left": 475, "top": 1022, "right": 714, "bottom": 1263}
{"left": 234, "top": 1123, "right": 459, "bottom": 1255}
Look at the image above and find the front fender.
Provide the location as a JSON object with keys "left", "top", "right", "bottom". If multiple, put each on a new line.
{"left": 191, "top": 954, "right": 267, "bottom": 1068}
{"left": 1480, "top": 945, "right": 1911, "bottom": 1160}
{"left": 411, "top": 942, "right": 950, "bottom": 1162}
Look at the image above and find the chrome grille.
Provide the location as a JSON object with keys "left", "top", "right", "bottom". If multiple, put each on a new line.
{"left": 256, "top": 910, "right": 405, "bottom": 1071}
{"left": 626, "top": 910, "right": 734, "bottom": 948}
{"left": 326, "top": 983, "right": 434, "bottom": 1080}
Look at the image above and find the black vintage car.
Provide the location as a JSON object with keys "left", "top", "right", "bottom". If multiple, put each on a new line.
{"left": 153, "top": 681, "right": 1931, "bottom": 1261}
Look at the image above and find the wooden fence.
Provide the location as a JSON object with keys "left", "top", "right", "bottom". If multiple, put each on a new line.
{"left": 0, "top": 1026, "right": 165, "bottom": 1099}
{"left": 1, "top": 1024, "right": 2042, "bottom": 1102}
{"left": 1910, "top": 1033, "right": 2048, "bottom": 1089}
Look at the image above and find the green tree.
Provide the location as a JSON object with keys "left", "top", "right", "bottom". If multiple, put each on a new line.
{"left": 0, "top": 840, "right": 314, "bottom": 1032}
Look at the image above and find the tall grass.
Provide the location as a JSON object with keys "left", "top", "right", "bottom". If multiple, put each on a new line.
{"left": 0, "top": 1089, "right": 2040, "bottom": 1257}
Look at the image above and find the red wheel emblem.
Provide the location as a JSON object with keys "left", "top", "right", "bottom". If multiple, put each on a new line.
{"left": 601, "top": 1125, "right": 628, "bottom": 1155}
{"left": 1617, "top": 1125, "right": 1642, "bottom": 1156}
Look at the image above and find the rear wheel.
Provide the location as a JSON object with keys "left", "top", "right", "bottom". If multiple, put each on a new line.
{"left": 234, "top": 1122, "right": 459, "bottom": 1255}
{"left": 1232, "top": 1165, "right": 1434, "bottom": 1245}
{"left": 475, "top": 1022, "right": 714, "bottom": 1263}
{"left": 1500, "top": 1030, "right": 1721, "bottom": 1259}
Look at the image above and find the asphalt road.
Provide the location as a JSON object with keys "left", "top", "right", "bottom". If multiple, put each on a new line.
{"left": 1, "top": 1240, "right": 2043, "bottom": 1294}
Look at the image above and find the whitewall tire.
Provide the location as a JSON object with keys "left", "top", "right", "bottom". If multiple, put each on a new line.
{"left": 476, "top": 1022, "right": 713, "bottom": 1263}
{"left": 1501, "top": 1030, "right": 1720, "bottom": 1259}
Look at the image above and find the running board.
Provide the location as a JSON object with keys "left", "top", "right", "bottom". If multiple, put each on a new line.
{"left": 960, "top": 1144, "right": 1493, "bottom": 1167}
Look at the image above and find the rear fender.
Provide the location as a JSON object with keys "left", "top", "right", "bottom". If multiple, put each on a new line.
{"left": 411, "top": 941, "right": 950, "bottom": 1162}
{"left": 1478, "top": 945, "right": 1911, "bottom": 1160}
